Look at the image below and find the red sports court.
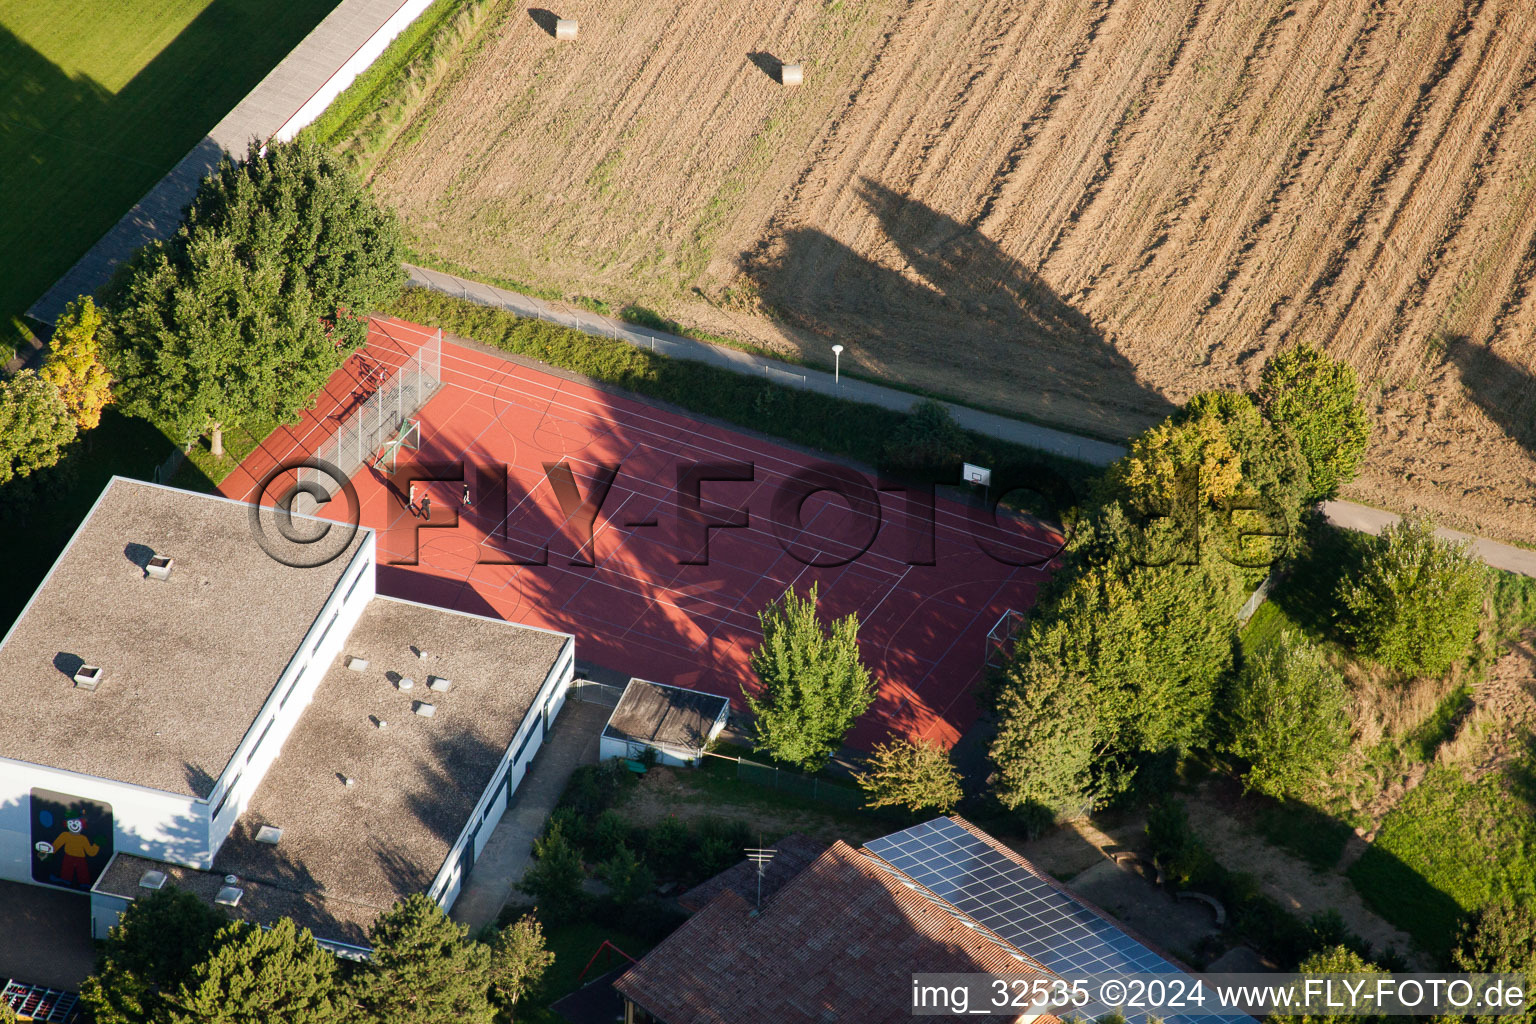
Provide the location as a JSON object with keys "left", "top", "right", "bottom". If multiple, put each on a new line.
{"left": 221, "top": 317, "right": 1060, "bottom": 748}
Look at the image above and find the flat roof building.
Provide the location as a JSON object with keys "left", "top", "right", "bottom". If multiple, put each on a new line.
{"left": 599, "top": 678, "right": 729, "bottom": 767}
{"left": 0, "top": 478, "right": 576, "bottom": 951}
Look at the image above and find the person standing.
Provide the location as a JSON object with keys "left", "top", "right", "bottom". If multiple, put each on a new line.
{"left": 408, "top": 482, "right": 420, "bottom": 518}
{"left": 461, "top": 483, "right": 473, "bottom": 508}
{"left": 420, "top": 493, "right": 432, "bottom": 522}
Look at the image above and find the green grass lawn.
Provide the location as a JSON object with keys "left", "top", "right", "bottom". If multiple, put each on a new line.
{"left": 0, "top": 0, "right": 339, "bottom": 352}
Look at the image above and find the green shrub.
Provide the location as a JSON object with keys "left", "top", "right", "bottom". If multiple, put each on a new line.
{"left": 590, "top": 811, "right": 631, "bottom": 860}
{"left": 1337, "top": 518, "right": 1487, "bottom": 677}
{"left": 1223, "top": 631, "right": 1350, "bottom": 798}
{"left": 519, "top": 821, "right": 587, "bottom": 926}
{"left": 855, "top": 737, "right": 964, "bottom": 814}
{"left": 644, "top": 818, "right": 690, "bottom": 880}
{"left": 1145, "top": 800, "right": 1211, "bottom": 886}
{"left": 882, "top": 399, "right": 968, "bottom": 476}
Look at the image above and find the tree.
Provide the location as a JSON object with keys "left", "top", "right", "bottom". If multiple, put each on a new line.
{"left": 1272, "top": 945, "right": 1388, "bottom": 1024}
{"left": 165, "top": 918, "right": 336, "bottom": 1024}
{"left": 78, "top": 886, "right": 228, "bottom": 1024}
{"left": 988, "top": 510, "right": 1242, "bottom": 817}
{"left": 1105, "top": 391, "right": 1308, "bottom": 574}
{"left": 856, "top": 737, "right": 963, "bottom": 814}
{"left": 0, "top": 369, "right": 77, "bottom": 485}
{"left": 1447, "top": 898, "right": 1536, "bottom": 1024}
{"left": 1260, "top": 342, "right": 1371, "bottom": 501}
{"left": 597, "top": 843, "right": 656, "bottom": 906}
{"left": 1337, "top": 517, "right": 1486, "bottom": 677}
{"left": 345, "top": 894, "right": 493, "bottom": 1024}
{"left": 1223, "top": 631, "right": 1351, "bottom": 798}
{"left": 488, "top": 914, "right": 555, "bottom": 1013}
{"left": 105, "top": 138, "right": 404, "bottom": 455}
{"left": 745, "top": 583, "right": 876, "bottom": 770}
{"left": 40, "top": 295, "right": 113, "bottom": 430}
{"left": 517, "top": 819, "right": 587, "bottom": 925}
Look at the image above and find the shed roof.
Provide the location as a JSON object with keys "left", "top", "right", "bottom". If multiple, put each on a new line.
{"left": 601, "top": 678, "right": 728, "bottom": 754}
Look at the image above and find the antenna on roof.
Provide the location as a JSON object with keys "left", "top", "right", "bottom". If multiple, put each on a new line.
{"left": 745, "top": 844, "right": 776, "bottom": 912}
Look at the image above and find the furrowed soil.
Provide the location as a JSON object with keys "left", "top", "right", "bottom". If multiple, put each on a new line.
{"left": 368, "top": 0, "right": 1536, "bottom": 544}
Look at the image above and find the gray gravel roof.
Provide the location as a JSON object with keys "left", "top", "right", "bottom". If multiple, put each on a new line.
{"left": 213, "top": 596, "right": 570, "bottom": 918}
{"left": 0, "top": 478, "right": 365, "bottom": 797}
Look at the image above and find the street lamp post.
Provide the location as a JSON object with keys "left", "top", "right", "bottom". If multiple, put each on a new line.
{"left": 831, "top": 344, "right": 843, "bottom": 386}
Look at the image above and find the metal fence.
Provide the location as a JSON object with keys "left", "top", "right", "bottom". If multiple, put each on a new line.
{"left": 1237, "top": 571, "right": 1278, "bottom": 625}
{"left": 732, "top": 757, "right": 863, "bottom": 810}
{"left": 569, "top": 679, "right": 626, "bottom": 708}
{"left": 299, "top": 329, "right": 442, "bottom": 487}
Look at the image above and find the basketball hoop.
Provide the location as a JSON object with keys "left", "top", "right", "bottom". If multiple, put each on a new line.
{"left": 962, "top": 463, "right": 991, "bottom": 487}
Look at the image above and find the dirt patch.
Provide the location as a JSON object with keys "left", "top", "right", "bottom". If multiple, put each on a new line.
{"left": 617, "top": 765, "right": 890, "bottom": 848}
{"left": 1184, "top": 785, "right": 1428, "bottom": 966}
{"left": 368, "top": 0, "right": 1536, "bottom": 544}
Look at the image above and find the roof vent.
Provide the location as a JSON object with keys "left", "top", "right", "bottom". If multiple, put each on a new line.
{"left": 413, "top": 701, "right": 436, "bottom": 718}
{"left": 73, "top": 665, "right": 103, "bottom": 691}
{"left": 138, "top": 870, "right": 167, "bottom": 890}
{"left": 428, "top": 676, "right": 452, "bottom": 692}
{"left": 255, "top": 825, "right": 282, "bottom": 845}
{"left": 398, "top": 676, "right": 415, "bottom": 691}
{"left": 345, "top": 656, "right": 369, "bottom": 672}
{"left": 144, "top": 555, "right": 173, "bottom": 581}
{"left": 214, "top": 885, "right": 244, "bottom": 907}
{"left": 224, "top": 874, "right": 239, "bottom": 885}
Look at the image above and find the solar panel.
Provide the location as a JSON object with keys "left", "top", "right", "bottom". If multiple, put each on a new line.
{"left": 866, "top": 818, "right": 1251, "bottom": 1024}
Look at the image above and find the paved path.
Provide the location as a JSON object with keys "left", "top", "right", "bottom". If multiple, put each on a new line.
{"left": 405, "top": 264, "right": 1128, "bottom": 467}
{"left": 449, "top": 698, "right": 610, "bottom": 935}
{"left": 408, "top": 264, "right": 1536, "bottom": 579}
{"left": 1321, "top": 500, "right": 1536, "bottom": 576}
{"left": 28, "top": 0, "right": 414, "bottom": 326}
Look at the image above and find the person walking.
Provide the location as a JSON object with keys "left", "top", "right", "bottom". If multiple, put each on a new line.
{"left": 419, "top": 493, "right": 432, "bottom": 522}
{"left": 461, "top": 483, "right": 473, "bottom": 508}
{"left": 407, "top": 482, "right": 420, "bottom": 518}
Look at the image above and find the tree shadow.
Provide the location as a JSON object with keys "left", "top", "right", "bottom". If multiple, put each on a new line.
{"left": 740, "top": 178, "right": 1174, "bottom": 439}
{"left": 1445, "top": 335, "right": 1536, "bottom": 455}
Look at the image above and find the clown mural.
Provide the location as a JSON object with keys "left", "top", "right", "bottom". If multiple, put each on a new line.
{"left": 30, "top": 789, "right": 113, "bottom": 890}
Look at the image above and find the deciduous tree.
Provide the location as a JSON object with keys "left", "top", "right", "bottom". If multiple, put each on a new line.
{"left": 517, "top": 819, "right": 587, "bottom": 925}
{"left": 1337, "top": 517, "right": 1486, "bottom": 677}
{"left": 856, "top": 737, "right": 964, "bottom": 814}
{"left": 488, "top": 914, "right": 555, "bottom": 1013}
{"left": 105, "top": 138, "right": 404, "bottom": 455}
{"left": 78, "top": 887, "right": 228, "bottom": 1024}
{"left": 746, "top": 583, "right": 876, "bottom": 771}
{"left": 0, "top": 369, "right": 77, "bottom": 485}
{"left": 1260, "top": 343, "right": 1371, "bottom": 501}
{"left": 1223, "top": 631, "right": 1350, "bottom": 798}
{"left": 40, "top": 295, "right": 113, "bottom": 429}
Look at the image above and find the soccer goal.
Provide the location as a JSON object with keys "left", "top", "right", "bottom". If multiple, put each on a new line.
{"left": 984, "top": 608, "right": 1026, "bottom": 671}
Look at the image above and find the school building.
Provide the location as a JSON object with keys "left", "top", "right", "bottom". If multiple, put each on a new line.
{"left": 0, "top": 478, "right": 575, "bottom": 953}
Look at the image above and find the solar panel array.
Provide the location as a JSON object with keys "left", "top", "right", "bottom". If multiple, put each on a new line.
{"left": 865, "top": 818, "right": 1251, "bottom": 1024}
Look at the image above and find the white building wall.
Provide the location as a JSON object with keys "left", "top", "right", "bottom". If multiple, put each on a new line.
{"left": 0, "top": 759, "right": 210, "bottom": 886}
{"left": 430, "top": 635, "right": 575, "bottom": 911}
{"left": 208, "top": 536, "right": 376, "bottom": 853}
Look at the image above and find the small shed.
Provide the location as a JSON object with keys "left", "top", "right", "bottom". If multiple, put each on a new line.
{"left": 600, "top": 679, "right": 729, "bottom": 767}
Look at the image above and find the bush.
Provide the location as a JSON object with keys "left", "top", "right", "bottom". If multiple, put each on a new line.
{"left": 1223, "top": 631, "right": 1350, "bottom": 798}
{"left": 644, "top": 817, "right": 690, "bottom": 880}
{"left": 598, "top": 845, "right": 657, "bottom": 909}
{"left": 1271, "top": 945, "right": 1389, "bottom": 1024}
{"left": 856, "top": 737, "right": 964, "bottom": 814}
{"left": 1337, "top": 517, "right": 1487, "bottom": 677}
{"left": 518, "top": 821, "right": 587, "bottom": 926}
{"left": 1260, "top": 343, "right": 1371, "bottom": 501}
{"left": 590, "top": 810, "right": 631, "bottom": 860}
{"left": 882, "top": 399, "right": 968, "bottom": 476}
{"left": 1145, "top": 800, "right": 1211, "bottom": 886}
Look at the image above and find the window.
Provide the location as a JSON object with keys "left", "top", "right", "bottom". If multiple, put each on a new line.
{"left": 312, "top": 609, "right": 339, "bottom": 656}
{"left": 211, "top": 772, "right": 242, "bottom": 820}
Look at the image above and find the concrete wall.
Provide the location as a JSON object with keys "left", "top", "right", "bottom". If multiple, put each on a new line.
{"left": 208, "top": 536, "right": 377, "bottom": 854}
{"left": 430, "top": 633, "right": 575, "bottom": 910}
{"left": 270, "top": 0, "right": 440, "bottom": 143}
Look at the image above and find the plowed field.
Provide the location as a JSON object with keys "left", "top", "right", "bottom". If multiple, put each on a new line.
{"left": 368, "top": 0, "right": 1536, "bottom": 543}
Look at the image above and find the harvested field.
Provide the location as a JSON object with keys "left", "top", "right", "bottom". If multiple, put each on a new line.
{"left": 364, "top": 0, "right": 1536, "bottom": 544}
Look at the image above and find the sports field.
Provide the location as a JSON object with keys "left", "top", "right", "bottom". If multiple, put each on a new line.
{"left": 0, "top": 0, "right": 337, "bottom": 351}
{"left": 222, "top": 318, "right": 1058, "bottom": 749}
{"left": 352, "top": 0, "right": 1536, "bottom": 547}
